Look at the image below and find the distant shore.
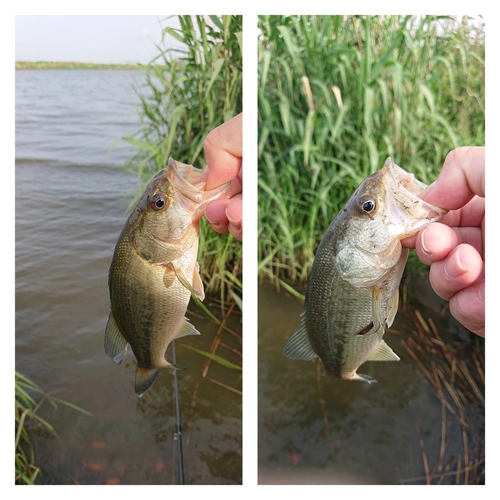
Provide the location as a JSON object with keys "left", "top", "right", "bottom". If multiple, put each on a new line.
{"left": 15, "top": 61, "right": 143, "bottom": 70}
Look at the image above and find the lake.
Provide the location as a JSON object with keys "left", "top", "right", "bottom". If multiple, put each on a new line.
{"left": 15, "top": 69, "right": 242, "bottom": 485}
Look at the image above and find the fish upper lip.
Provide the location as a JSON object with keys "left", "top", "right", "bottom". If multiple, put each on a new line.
{"left": 385, "top": 157, "right": 427, "bottom": 197}
{"left": 167, "top": 157, "right": 205, "bottom": 203}
{"left": 384, "top": 157, "right": 448, "bottom": 234}
{"left": 167, "top": 157, "right": 229, "bottom": 203}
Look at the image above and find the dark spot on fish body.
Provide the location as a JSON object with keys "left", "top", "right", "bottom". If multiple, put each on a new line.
{"left": 357, "top": 322, "right": 374, "bottom": 335}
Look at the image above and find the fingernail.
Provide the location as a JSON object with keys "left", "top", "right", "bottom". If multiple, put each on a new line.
{"left": 419, "top": 181, "right": 436, "bottom": 201}
{"left": 420, "top": 227, "right": 431, "bottom": 256}
{"left": 228, "top": 224, "right": 242, "bottom": 241}
{"left": 205, "top": 215, "right": 223, "bottom": 229}
{"left": 225, "top": 208, "right": 241, "bottom": 227}
{"left": 226, "top": 214, "right": 240, "bottom": 226}
{"left": 478, "top": 282, "right": 485, "bottom": 302}
{"left": 444, "top": 248, "right": 468, "bottom": 279}
{"left": 425, "top": 180, "right": 437, "bottom": 192}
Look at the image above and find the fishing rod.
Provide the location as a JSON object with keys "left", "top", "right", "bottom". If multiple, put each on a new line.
{"left": 172, "top": 340, "right": 185, "bottom": 485}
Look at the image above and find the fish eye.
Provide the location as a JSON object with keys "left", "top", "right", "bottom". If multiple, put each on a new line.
{"left": 151, "top": 193, "right": 168, "bottom": 211}
{"left": 363, "top": 200, "right": 375, "bottom": 212}
{"left": 357, "top": 195, "right": 376, "bottom": 215}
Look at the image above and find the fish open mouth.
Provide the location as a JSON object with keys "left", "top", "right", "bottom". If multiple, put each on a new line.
{"left": 383, "top": 157, "right": 448, "bottom": 237}
{"left": 166, "top": 157, "right": 230, "bottom": 219}
{"left": 167, "top": 157, "right": 210, "bottom": 203}
{"left": 344, "top": 157, "right": 448, "bottom": 281}
{"left": 386, "top": 157, "right": 428, "bottom": 197}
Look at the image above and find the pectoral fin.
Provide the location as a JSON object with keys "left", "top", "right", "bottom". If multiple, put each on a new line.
{"left": 386, "top": 289, "right": 399, "bottom": 328}
{"left": 104, "top": 313, "right": 128, "bottom": 364}
{"left": 191, "top": 263, "right": 205, "bottom": 300}
{"left": 169, "top": 263, "right": 205, "bottom": 300}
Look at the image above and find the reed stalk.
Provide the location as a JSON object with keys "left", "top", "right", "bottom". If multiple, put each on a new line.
{"left": 123, "top": 15, "right": 242, "bottom": 297}
{"left": 15, "top": 372, "right": 91, "bottom": 484}
{"left": 258, "top": 15, "right": 485, "bottom": 285}
{"left": 399, "top": 309, "right": 484, "bottom": 484}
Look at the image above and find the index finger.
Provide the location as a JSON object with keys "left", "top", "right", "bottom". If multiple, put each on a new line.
{"left": 203, "top": 113, "right": 242, "bottom": 190}
{"left": 421, "top": 146, "right": 484, "bottom": 210}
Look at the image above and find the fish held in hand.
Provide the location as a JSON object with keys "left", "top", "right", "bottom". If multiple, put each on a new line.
{"left": 105, "top": 157, "right": 229, "bottom": 397}
{"left": 283, "top": 158, "right": 447, "bottom": 383}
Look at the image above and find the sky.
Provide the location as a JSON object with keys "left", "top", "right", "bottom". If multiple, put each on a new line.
{"left": 15, "top": 15, "right": 180, "bottom": 64}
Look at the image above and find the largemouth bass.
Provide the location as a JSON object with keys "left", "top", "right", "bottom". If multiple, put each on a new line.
{"left": 105, "top": 157, "right": 229, "bottom": 396}
{"left": 283, "top": 158, "right": 447, "bottom": 383}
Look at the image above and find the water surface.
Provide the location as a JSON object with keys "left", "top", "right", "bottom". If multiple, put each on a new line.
{"left": 258, "top": 278, "right": 484, "bottom": 485}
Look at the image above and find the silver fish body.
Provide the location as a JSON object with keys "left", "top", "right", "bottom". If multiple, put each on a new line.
{"left": 283, "top": 158, "right": 447, "bottom": 383}
{"left": 105, "top": 157, "right": 228, "bottom": 396}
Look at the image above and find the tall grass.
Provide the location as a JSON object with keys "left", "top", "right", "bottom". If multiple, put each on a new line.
{"left": 123, "top": 15, "right": 242, "bottom": 299}
{"left": 15, "top": 372, "right": 91, "bottom": 484}
{"left": 258, "top": 15, "right": 485, "bottom": 285}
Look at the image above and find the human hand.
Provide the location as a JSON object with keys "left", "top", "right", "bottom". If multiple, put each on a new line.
{"left": 202, "top": 113, "right": 242, "bottom": 241}
{"left": 402, "top": 146, "right": 485, "bottom": 337}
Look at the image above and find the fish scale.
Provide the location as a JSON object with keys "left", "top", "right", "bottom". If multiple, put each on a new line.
{"left": 283, "top": 158, "right": 447, "bottom": 383}
{"left": 306, "top": 233, "right": 382, "bottom": 378}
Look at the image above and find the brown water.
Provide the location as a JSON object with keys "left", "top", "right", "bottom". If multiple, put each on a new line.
{"left": 15, "top": 70, "right": 241, "bottom": 485}
{"left": 258, "top": 277, "right": 484, "bottom": 485}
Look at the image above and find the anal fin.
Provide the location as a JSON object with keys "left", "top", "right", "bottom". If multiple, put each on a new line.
{"left": 368, "top": 340, "right": 400, "bottom": 362}
{"left": 175, "top": 317, "right": 202, "bottom": 338}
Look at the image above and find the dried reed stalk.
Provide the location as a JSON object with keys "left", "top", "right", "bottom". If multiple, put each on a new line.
{"left": 401, "top": 308, "right": 484, "bottom": 484}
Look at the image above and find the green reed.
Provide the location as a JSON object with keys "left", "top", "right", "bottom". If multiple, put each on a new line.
{"left": 258, "top": 15, "right": 485, "bottom": 284}
{"left": 15, "top": 372, "right": 91, "bottom": 484}
{"left": 123, "top": 15, "right": 242, "bottom": 298}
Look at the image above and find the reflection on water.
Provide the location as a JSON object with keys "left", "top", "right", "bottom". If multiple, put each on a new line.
{"left": 258, "top": 278, "right": 484, "bottom": 485}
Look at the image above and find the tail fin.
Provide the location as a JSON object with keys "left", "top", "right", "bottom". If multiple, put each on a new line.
{"left": 134, "top": 367, "right": 160, "bottom": 397}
